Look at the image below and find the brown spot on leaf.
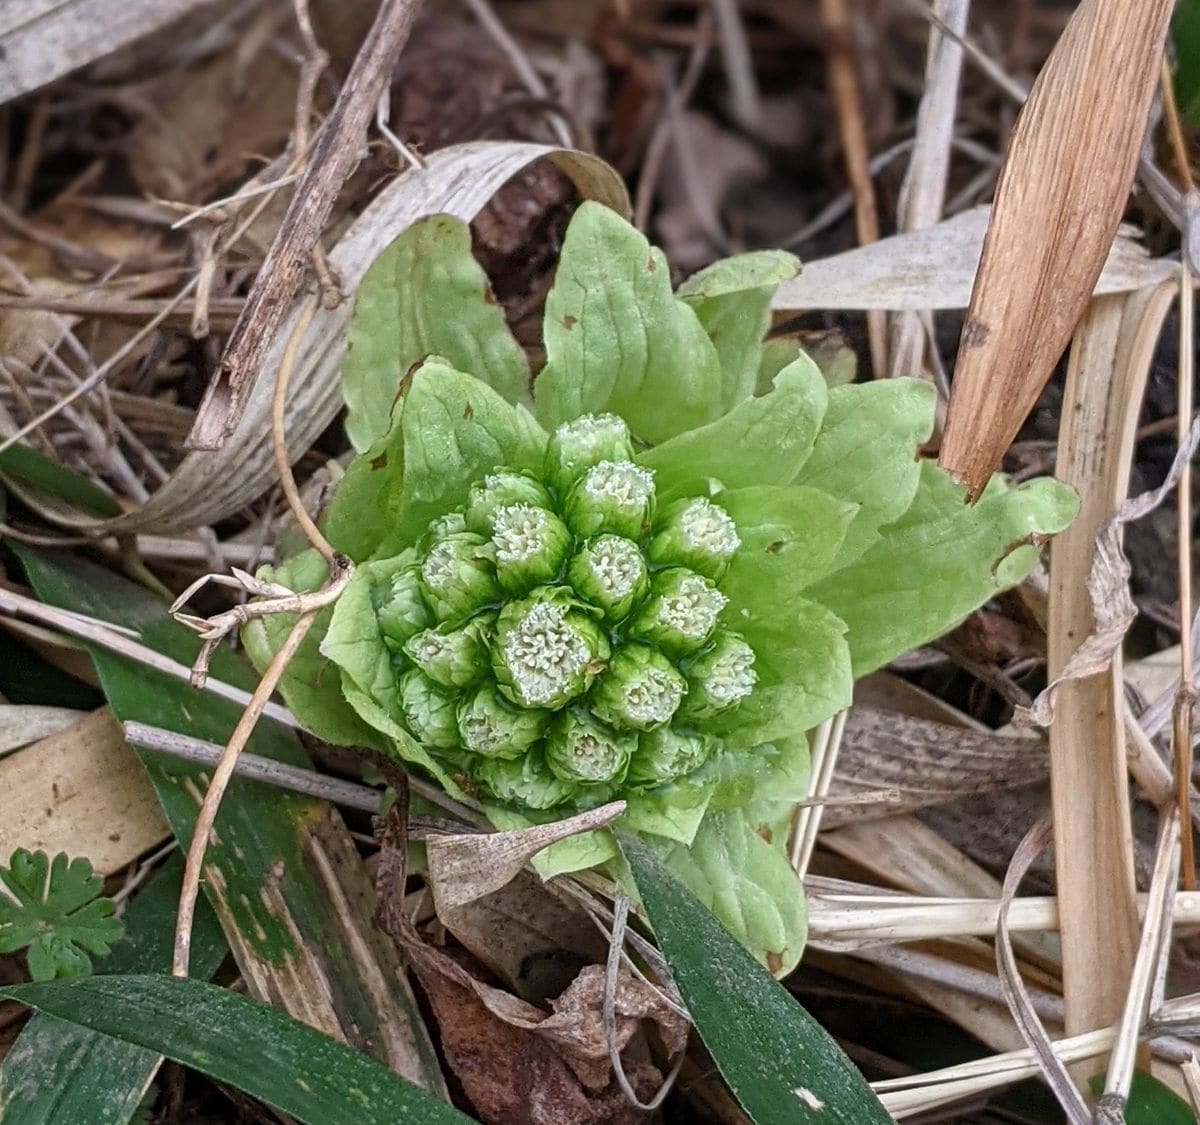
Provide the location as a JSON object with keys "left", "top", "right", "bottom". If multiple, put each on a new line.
{"left": 370, "top": 451, "right": 388, "bottom": 471}
{"left": 767, "top": 951, "right": 784, "bottom": 975}
{"left": 646, "top": 254, "right": 657, "bottom": 272}
{"left": 757, "top": 826, "right": 773, "bottom": 844}
{"left": 464, "top": 402, "right": 475, "bottom": 421}
{"left": 561, "top": 314, "right": 577, "bottom": 331}
{"left": 766, "top": 541, "right": 784, "bottom": 555}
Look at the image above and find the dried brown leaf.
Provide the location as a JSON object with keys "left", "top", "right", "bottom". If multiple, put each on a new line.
{"left": 939, "top": 0, "right": 1175, "bottom": 495}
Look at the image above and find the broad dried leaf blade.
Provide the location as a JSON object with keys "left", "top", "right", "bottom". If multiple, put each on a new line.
{"left": 939, "top": 0, "right": 1175, "bottom": 496}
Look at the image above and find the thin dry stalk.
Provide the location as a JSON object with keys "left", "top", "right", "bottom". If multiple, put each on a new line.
{"left": 790, "top": 709, "right": 847, "bottom": 874}
{"left": 190, "top": 0, "right": 423, "bottom": 448}
{"left": 939, "top": 0, "right": 1176, "bottom": 494}
{"left": 817, "top": 0, "right": 885, "bottom": 375}
{"left": 1101, "top": 810, "right": 1180, "bottom": 1112}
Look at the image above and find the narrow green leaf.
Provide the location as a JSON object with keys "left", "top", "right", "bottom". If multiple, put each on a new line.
{"left": 1088, "top": 1070, "right": 1196, "bottom": 1125}
{"left": 342, "top": 214, "right": 531, "bottom": 452}
{"left": 0, "top": 855, "right": 227, "bottom": 1125}
{"left": 637, "top": 355, "right": 828, "bottom": 496}
{"left": 0, "top": 975, "right": 472, "bottom": 1125}
{"left": 0, "top": 442, "right": 122, "bottom": 519}
{"left": 534, "top": 201, "right": 724, "bottom": 443}
{"left": 806, "top": 460, "right": 1079, "bottom": 676}
{"left": 619, "top": 832, "right": 892, "bottom": 1124}
{"left": 794, "top": 377, "right": 936, "bottom": 568}
{"left": 323, "top": 361, "right": 546, "bottom": 561}
{"left": 675, "top": 250, "right": 800, "bottom": 301}
{"left": 1174, "top": 0, "right": 1200, "bottom": 124}
{"left": 14, "top": 547, "right": 447, "bottom": 1092}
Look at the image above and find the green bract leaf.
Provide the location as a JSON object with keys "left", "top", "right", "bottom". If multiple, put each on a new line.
{"left": 243, "top": 549, "right": 385, "bottom": 750}
{"left": 637, "top": 354, "right": 828, "bottom": 496}
{"left": 622, "top": 781, "right": 714, "bottom": 846}
{"left": 647, "top": 809, "right": 807, "bottom": 975}
{"left": 534, "top": 201, "right": 723, "bottom": 443}
{"left": 718, "top": 484, "right": 858, "bottom": 607}
{"left": 322, "top": 556, "right": 455, "bottom": 782}
{"left": 342, "top": 214, "right": 531, "bottom": 452}
{"left": 676, "top": 250, "right": 800, "bottom": 409}
{"left": 0, "top": 850, "right": 124, "bottom": 981}
{"left": 794, "top": 377, "right": 936, "bottom": 567}
{"left": 717, "top": 597, "right": 852, "bottom": 745}
{"left": 619, "top": 833, "right": 892, "bottom": 1122}
{"left": 808, "top": 459, "right": 1080, "bottom": 676}
{"left": 323, "top": 359, "right": 547, "bottom": 560}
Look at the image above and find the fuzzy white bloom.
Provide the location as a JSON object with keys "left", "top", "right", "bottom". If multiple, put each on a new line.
{"left": 657, "top": 574, "right": 727, "bottom": 640}
{"left": 582, "top": 460, "right": 654, "bottom": 507}
{"left": 703, "top": 645, "right": 757, "bottom": 706}
{"left": 501, "top": 602, "right": 592, "bottom": 707}
{"left": 589, "top": 537, "right": 644, "bottom": 600}
{"left": 492, "top": 504, "right": 550, "bottom": 563}
{"left": 679, "top": 498, "right": 740, "bottom": 557}
{"left": 623, "top": 666, "right": 685, "bottom": 727}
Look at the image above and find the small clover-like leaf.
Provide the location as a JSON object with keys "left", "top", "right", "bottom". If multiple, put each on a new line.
{"left": 0, "top": 850, "right": 124, "bottom": 981}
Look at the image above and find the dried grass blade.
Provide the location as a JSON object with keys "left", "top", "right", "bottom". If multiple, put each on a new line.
{"left": 1043, "top": 283, "right": 1176, "bottom": 1044}
{"left": 938, "top": 0, "right": 1175, "bottom": 494}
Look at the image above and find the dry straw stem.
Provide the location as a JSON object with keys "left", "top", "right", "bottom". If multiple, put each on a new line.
{"left": 938, "top": 0, "right": 1176, "bottom": 496}
{"left": 1046, "top": 281, "right": 1177, "bottom": 1045}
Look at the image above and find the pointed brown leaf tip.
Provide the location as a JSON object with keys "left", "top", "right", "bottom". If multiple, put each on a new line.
{"left": 766, "top": 951, "right": 783, "bottom": 974}
{"left": 646, "top": 255, "right": 657, "bottom": 272}
{"left": 463, "top": 403, "right": 474, "bottom": 421}
{"left": 370, "top": 452, "right": 388, "bottom": 471}
{"left": 561, "top": 314, "right": 577, "bottom": 330}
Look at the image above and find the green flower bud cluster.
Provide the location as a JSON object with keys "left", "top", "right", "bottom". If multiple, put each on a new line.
{"left": 373, "top": 414, "right": 758, "bottom": 813}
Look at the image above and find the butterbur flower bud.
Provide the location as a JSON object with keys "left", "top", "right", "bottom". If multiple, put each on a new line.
{"left": 492, "top": 591, "right": 610, "bottom": 709}
{"left": 396, "top": 669, "right": 460, "bottom": 750}
{"left": 629, "top": 567, "right": 727, "bottom": 658}
{"left": 375, "top": 564, "right": 433, "bottom": 652}
{"left": 491, "top": 504, "right": 573, "bottom": 594}
{"left": 544, "top": 413, "right": 635, "bottom": 497}
{"left": 545, "top": 708, "right": 635, "bottom": 784}
{"left": 678, "top": 632, "right": 758, "bottom": 721}
{"left": 403, "top": 615, "right": 492, "bottom": 689}
{"left": 567, "top": 535, "right": 648, "bottom": 622}
{"left": 626, "top": 726, "right": 712, "bottom": 789}
{"left": 590, "top": 644, "right": 687, "bottom": 731}
{"left": 563, "top": 460, "right": 655, "bottom": 540}
{"left": 419, "top": 533, "right": 500, "bottom": 623}
{"left": 474, "top": 747, "right": 578, "bottom": 810}
{"left": 456, "top": 683, "right": 550, "bottom": 758}
{"left": 465, "top": 471, "right": 553, "bottom": 536}
{"left": 647, "top": 497, "right": 741, "bottom": 581}
{"left": 421, "top": 510, "right": 468, "bottom": 550}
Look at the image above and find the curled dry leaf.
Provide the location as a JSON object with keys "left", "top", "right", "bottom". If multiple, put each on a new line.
{"left": 426, "top": 802, "right": 627, "bottom": 914}
{"left": 67, "top": 142, "right": 629, "bottom": 536}
{"left": 1019, "top": 419, "right": 1200, "bottom": 728}
{"left": 770, "top": 207, "right": 1176, "bottom": 313}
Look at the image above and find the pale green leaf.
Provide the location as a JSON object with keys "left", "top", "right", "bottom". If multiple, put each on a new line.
{"left": 323, "top": 361, "right": 547, "bottom": 561}
{"left": 717, "top": 484, "right": 857, "bottom": 607}
{"left": 716, "top": 597, "right": 852, "bottom": 745}
{"left": 808, "top": 460, "right": 1080, "bottom": 675}
{"left": 647, "top": 809, "right": 807, "bottom": 974}
{"left": 794, "top": 377, "right": 936, "bottom": 567}
{"left": 534, "top": 201, "right": 723, "bottom": 442}
{"left": 675, "top": 249, "right": 800, "bottom": 301}
{"left": 637, "top": 355, "right": 827, "bottom": 496}
{"left": 242, "top": 549, "right": 384, "bottom": 750}
{"left": 342, "top": 214, "right": 531, "bottom": 452}
{"left": 621, "top": 781, "right": 714, "bottom": 846}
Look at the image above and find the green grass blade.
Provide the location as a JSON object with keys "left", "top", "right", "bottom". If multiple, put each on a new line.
{"left": 0, "top": 975, "right": 473, "bottom": 1125}
{"left": 1174, "top": 0, "right": 1200, "bottom": 124}
{"left": 618, "top": 831, "right": 892, "bottom": 1124}
{"left": 0, "top": 443, "right": 122, "bottom": 519}
{"left": 0, "top": 855, "right": 228, "bottom": 1125}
